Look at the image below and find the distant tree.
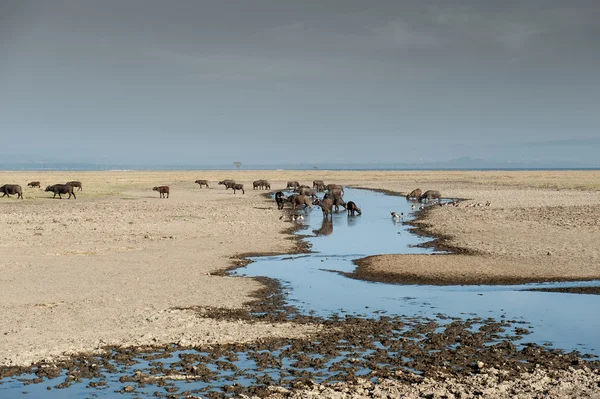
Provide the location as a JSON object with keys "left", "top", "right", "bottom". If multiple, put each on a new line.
{"left": 233, "top": 162, "right": 242, "bottom": 170}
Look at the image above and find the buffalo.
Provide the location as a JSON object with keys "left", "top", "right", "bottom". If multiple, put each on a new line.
{"left": 275, "top": 191, "right": 286, "bottom": 209}
{"left": 325, "top": 184, "right": 344, "bottom": 194}
{"left": 324, "top": 192, "right": 346, "bottom": 212}
{"left": 45, "top": 184, "right": 75, "bottom": 199}
{"left": 27, "top": 181, "right": 41, "bottom": 188}
{"left": 218, "top": 180, "right": 236, "bottom": 189}
{"left": 153, "top": 186, "right": 170, "bottom": 198}
{"left": 312, "top": 180, "right": 325, "bottom": 191}
{"left": 312, "top": 197, "right": 334, "bottom": 218}
{"left": 195, "top": 180, "right": 209, "bottom": 188}
{"left": 66, "top": 181, "right": 83, "bottom": 191}
{"left": 253, "top": 179, "right": 270, "bottom": 190}
{"left": 287, "top": 194, "right": 311, "bottom": 210}
{"left": 406, "top": 188, "right": 422, "bottom": 200}
{"left": 420, "top": 190, "right": 441, "bottom": 202}
{"left": 1, "top": 184, "right": 23, "bottom": 199}
{"left": 346, "top": 201, "right": 362, "bottom": 216}
{"left": 296, "top": 187, "right": 317, "bottom": 197}
{"left": 232, "top": 183, "right": 245, "bottom": 194}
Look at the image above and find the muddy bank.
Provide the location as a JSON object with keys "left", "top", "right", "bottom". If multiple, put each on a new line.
{"left": 1, "top": 314, "right": 598, "bottom": 398}
{"left": 523, "top": 286, "right": 600, "bottom": 295}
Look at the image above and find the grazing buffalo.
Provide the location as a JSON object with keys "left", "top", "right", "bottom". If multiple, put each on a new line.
{"left": 324, "top": 192, "right": 346, "bottom": 212}
{"left": 286, "top": 181, "right": 300, "bottom": 189}
{"left": 275, "top": 191, "right": 286, "bottom": 209}
{"left": 313, "top": 218, "right": 333, "bottom": 236}
{"left": 45, "top": 184, "right": 75, "bottom": 199}
{"left": 27, "top": 181, "right": 41, "bottom": 188}
{"left": 1, "top": 184, "right": 23, "bottom": 199}
{"left": 346, "top": 201, "right": 362, "bottom": 216}
{"left": 312, "top": 180, "right": 325, "bottom": 191}
{"left": 195, "top": 180, "right": 209, "bottom": 188}
{"left": 218, "top": 180, "right": 236, "bottom": 189}
{"left": 153, "top": 186, "right": 170, "bottom": 198}
{"left": 420, "top": 190, "right": 441, "bottom": 202}
{"left": 232, "top": 183, "right": 245, "bottom": 194}
{"left": 66, "top": 181, "right": 83, "bottom": 191}
{"left": 406, "top": 188, "right": 422, "bottom": 200}
{"left": 287, "top": 194, "right": 312, "bottom": 210}
{"left": 312, "top": 197, "right": 334, "bottom": 218}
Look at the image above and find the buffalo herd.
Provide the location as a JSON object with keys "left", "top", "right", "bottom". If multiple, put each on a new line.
{"left": 1, "top": 181, "right": 82, "bottom": 200}
{"left": 1, "top": 178, "right": 442, "bottom": 224}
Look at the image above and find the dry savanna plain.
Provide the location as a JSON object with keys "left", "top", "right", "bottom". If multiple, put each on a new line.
{"left": 1, "top": 170, "right": 600, "bottom": 398}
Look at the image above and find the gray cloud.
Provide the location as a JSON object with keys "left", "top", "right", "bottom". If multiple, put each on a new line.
{"left": 0, "top": 0, "right": 598, "bottom": 166}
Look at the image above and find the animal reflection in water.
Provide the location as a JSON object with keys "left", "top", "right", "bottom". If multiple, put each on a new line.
{"left": 312, "top": 218, "right": 333, "bottom": 236}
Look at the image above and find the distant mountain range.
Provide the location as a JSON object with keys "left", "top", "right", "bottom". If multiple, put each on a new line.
{"left": 0, "top": 157, "right": 598, "bottom": 171}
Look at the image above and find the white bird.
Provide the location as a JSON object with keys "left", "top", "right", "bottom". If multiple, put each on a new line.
{"left": 411, "top": 205, "right": 416, "bottom": 210}
{"left": 419, "top": 204, "right": 425, "bottom": 210}
{"left": 391, "top": 211, "right": 403, "bottom": 219}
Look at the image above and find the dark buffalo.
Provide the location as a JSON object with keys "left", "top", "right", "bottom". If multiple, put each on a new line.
{"left": 45, "top": 184, "right": 75, "bottom": 199}
{"left": 66, "top": 181, "right": 83, "bottom": 191}
{"left": 312, "top": 197, "right": 333, "bottom": 218}
{"left": 195, "top": 180, "right": 209, "bottom": 188}
{"left": 275, "top": 191, "right": 286, "bottom": 209}
{"left": 346, "top": 201, "right": 362, "bottom": 216}
{"left": 324, "top": 192, "right": 346, "bottom": 212}
{"left": 253, "top": 179, "right": 270, "bottom": 190}
{"left": 232, "top": 183, "right": 245, "bottom": 194}
{"left": 1, "top": 184, "right": 23, "bottom": 199}
{"left": 420, "top": 190, "right": 441, "bottom": 202}
{"left": 286, "top": 181, "right": 300, "bottom": 189}
{"left": 406, "top": 188, "right": 422, "bottom": 200}
{"left": 218, "top": 180, "right": 236, "bottom": 189}
{"left": 27, "top": 181, "right": 41, "bottom": 188}
{"left": 287, "top": 194, "right": 311, "bottom": 210}
{"left": 153, "top": 186, "right": 170, "bottom": 198}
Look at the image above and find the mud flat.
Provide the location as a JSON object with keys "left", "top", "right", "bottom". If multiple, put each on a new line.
{"left": 350, "top": 171, "right": 600, "bottom": 286}
{"left": 1, "top": 170, "right": 599, "bottom": 398}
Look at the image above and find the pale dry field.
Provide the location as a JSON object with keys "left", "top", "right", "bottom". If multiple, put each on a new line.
{"left": 1, "top": 170, "right": 599, "bottom": 367}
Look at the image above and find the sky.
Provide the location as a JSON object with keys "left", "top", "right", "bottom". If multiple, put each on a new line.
{"left": 1, "top": 0, "right": 599, "bottom": 166}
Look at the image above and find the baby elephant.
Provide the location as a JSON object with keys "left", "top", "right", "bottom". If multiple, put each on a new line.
{"left": 45, "top": 184, "right": 75, "bottom": 199}
{"left": 27, "top": 181, "right": 41, "bottom": 188}
{"left": 346, "top": 201, "right": 362, "bottom": 216}
{"left": 153, "top": 186, "right": 170, "bottom": 198}
{"left": 1, "top": 184, "right": 23, "bottom": 199}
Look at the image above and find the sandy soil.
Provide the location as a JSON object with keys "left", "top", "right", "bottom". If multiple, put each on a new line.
{"left": 0, "top": 171, "right": 316, "bottom": 367}
{"left": 1, "top": 170, "right": 599, "bottom": 370}
{"left": 352, "top": 172, "right": 600, "bottom": 285}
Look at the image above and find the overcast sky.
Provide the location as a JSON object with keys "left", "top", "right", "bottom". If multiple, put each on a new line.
{"left": 1, "top": 0, "right": 599, "bottom": 166}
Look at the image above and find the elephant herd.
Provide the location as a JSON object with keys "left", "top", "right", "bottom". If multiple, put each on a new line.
{"left": 0, "top": 181, "right": 82, "bottom": 200}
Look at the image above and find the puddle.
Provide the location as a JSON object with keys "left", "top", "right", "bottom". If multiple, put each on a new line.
{"left": 1, "top": 187, "right": 598, "bottom": 397}
{"left": 234, "top": 188, "right": 600, "bottom": 354}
